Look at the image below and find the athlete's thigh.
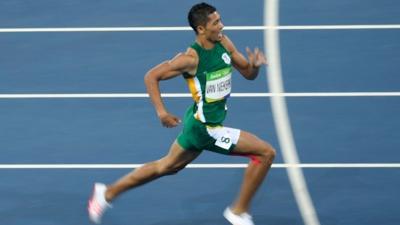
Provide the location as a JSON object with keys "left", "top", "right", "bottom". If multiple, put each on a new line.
{"left": 161, "top": 140, "right": 201, "bottom": 168}
{"left": 231, "top": 130, "right": 272, "bottom": 155}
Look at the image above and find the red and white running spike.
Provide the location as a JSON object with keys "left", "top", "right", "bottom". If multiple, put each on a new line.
{"left": 224, "top": 207, "right": 255, "bottom": 225}
{"left": 88, "top": 183, "right": 112, "bottom": 224}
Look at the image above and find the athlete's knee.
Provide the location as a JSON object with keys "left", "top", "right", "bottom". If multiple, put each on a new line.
{"left": 258, "top": 142, "right": 276, "bottom": 163}
{"left": 157, "top": 160, "right": 186, "bottom": 176}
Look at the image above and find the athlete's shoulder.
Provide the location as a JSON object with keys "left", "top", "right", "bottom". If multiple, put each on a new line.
{"left": 169, "top": 48, "right": 198, "bottom": 65}
{"left": 220, "top": 34, "right": 236, "bottom": 54}
{"left": 185, "top": 47, "right": 199, "bottom": 61}
{"left": 178, "top": 47, "right": 198, "bottom": 76}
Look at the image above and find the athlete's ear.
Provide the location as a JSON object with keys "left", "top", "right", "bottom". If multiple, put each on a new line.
{"left": 197, "top": 25, "right": 206, "bottom": 35}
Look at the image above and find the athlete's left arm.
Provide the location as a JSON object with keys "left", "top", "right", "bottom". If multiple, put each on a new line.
{"left": 221, "top": 35, "right": 267, "bottom": 80}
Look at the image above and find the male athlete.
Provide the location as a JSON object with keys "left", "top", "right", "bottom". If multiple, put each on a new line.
{"left": 88, "top": 3, "right": 275, "bottom": 225}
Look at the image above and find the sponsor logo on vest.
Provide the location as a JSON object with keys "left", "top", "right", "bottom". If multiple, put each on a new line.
{"left": 222, "top": 53, "right": 231, "bottom": 65}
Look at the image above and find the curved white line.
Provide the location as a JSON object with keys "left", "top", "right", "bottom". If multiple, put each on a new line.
{"left": 264, "top": 1, "right": 321, "bottom": 225}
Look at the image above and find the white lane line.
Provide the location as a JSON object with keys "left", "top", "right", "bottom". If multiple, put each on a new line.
{"left": 265, "top": 1, "right": 321, "bottom": 225}
{"left": 1, "top": 25, "right": 400, "bottom": 32}
{"left": 0, "top": 163, "right": 399, "bottom": 169}
{"left": 279, "top": 24, "right": 400, "bottom": 30}
{"left": 0, "top": 92, "right": 399, "bottom": 99}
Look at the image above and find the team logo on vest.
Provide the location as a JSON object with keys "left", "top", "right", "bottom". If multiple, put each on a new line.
{"left": 221, "top": 53, "right": 231, "bottom": 65}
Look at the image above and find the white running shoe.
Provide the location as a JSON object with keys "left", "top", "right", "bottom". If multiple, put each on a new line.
{"left": 223, "top": 207, "right": 255, "bottom": 225}
{"left": 88, "top": 183, "right": 112, "bottom": 224}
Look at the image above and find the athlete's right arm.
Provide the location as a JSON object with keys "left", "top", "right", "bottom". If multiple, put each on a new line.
{"left": 144, "top": 52, "right": 197, "bottom": 128}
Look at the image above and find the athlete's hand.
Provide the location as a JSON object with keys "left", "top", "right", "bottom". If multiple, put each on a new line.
{"left": 158, "top": 112, "right": 181, "bottom": 128}
{"left": 246, "top": 47, "right": 267, "bottom": 68}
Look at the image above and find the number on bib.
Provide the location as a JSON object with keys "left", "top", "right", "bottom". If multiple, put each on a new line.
{"left": 215, "top": 133, "right": 232, "bottom": 150}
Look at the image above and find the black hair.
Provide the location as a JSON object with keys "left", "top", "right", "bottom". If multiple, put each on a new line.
{"left": 188, "top": 2, "right": 217, "bottom": 34}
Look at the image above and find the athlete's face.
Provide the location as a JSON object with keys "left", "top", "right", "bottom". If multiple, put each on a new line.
{"left": 203, "top": 11, "right": 224, "bottom": 42}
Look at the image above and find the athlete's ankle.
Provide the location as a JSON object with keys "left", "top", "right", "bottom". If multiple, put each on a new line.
{"left": 104, "top": 186, "right": 114, "bottom": 203}
{"left": 229, "top": 205, "right": 249, "bottom": 215}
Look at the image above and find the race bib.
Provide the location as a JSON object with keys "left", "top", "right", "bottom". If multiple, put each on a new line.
{"left": 215, "top": 132, "right": 233, "bottom": 150}
{"left": 205, "top": 67, "right": 232, "bottom": 103}
{"left": 206, "top": 126, "right": 240, "bottom": 151}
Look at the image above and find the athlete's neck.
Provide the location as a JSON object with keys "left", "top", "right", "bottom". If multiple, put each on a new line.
{"left": 196, "top": 36, "right": 217, "bottom": 50}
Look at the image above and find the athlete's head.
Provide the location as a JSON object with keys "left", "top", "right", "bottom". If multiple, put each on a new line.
{"left": 188, "top": 2, "right": 224, "bottom": 42}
